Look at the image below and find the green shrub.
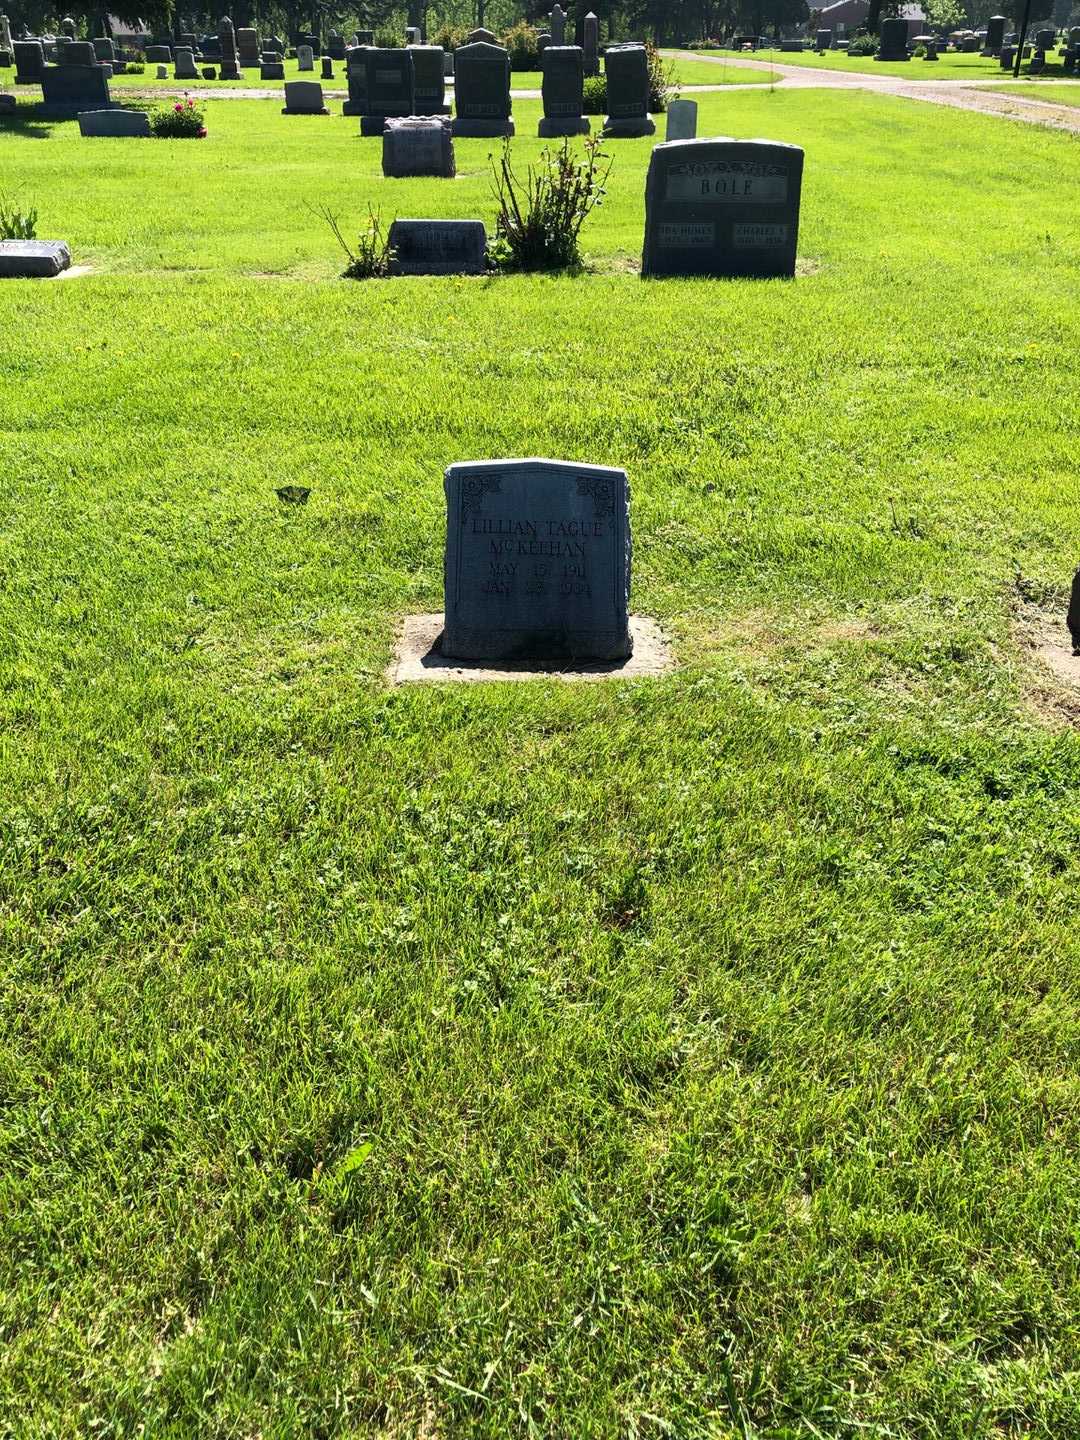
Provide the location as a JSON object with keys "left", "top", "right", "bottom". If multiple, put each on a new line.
{"left": 500, "top": 20, "right": 540, "bottom": 70}
{"left": 0, "top": 193, "right": 37, "bottom": 240}
{"left": 150, "top": 97, "right": 206, "bottom": 137}
{"left": 489, "top": 135, "right": 611, "bottom": 272}
{"left": 848, "top": 32, "right": 877, "bottom": 54}
{"left": 645, "top": 38, "right": 677, "bottom": 111}
{"left": 123, "top": 60, "right": 145, "bottom": 73}
{"left": 582, "top": 73, "right": 606, "bottom": 113}
{"left": 430, "top": 22, "right": 468, "bottom": 51}
{"left": 320, "top": 205, "right": 395, "bottom": 280}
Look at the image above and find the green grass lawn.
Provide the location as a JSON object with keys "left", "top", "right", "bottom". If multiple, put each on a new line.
{"left": 690, "top": 44, "right": 1076, "bottom": 81}
{"left": 2, "top": 88, "right": 1080, "bottom": 1438}
{"left": 981, "top": 79, "right": 1080, "bottom": 105}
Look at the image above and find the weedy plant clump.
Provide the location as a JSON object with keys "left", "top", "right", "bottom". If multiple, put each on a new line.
{"left": 645, "top": 39, "right": 679, "bottom": 112}
{"left": 319, "top": 205, "right": 395, "bottom": 279}
{"left": 489, "top": 135, "right": 612, "bottom": 273}
{"left": 0, "top": 193, "right": 37, "bottom": 240}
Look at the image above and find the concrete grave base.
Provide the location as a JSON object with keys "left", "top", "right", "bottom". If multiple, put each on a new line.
{"left": 538, "top": 115, "right": 589, "bottom": 136}
{"left": 390, "top": 614, "right": 674, "bottom": 684}
{"left": 451, "top": 117, "right": 515, "bottom": 137}
{"left": 0, "top": 239, "right": 72, "bottom": 278}
{"left": 602, "top": 114, "right": 655, "bottom": 137}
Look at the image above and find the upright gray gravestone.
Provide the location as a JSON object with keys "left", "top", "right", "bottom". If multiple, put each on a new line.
{"left": 815, "top": 28, "right": 832, "bottom": 48}
{"left": 540, "top": 45, "right": 589, "bottom": 136}
{"left": 356, "top": 28, "right": 374, "bottom": 44}
{"left": 321, "top": 54, "right": 333, "bottom": 78}
{"left": 876, "top": 17, "right": 910, "bottom": 58}
{"left": 343, "top": 44, "right": 367, "bottom": 114}
{"left": 359, "top": 46, "right": 414, "bottom": 134}
{"left": 388, "top": 219, "right": 486, "bottom": 274}
{"left": 452, "top": 40, "right": 513, "bottom": 136}
{"left": 236, "top": 25, "right": 259, "bottom": 65}
{"left": 328, "top": 31, "right": 346, "bottom": 59}
{"left": 219, "top": 16, "right": 240, "bottom": 79}
{"left": 983, "top": 14, "right": 1005, "bottom": 53}
{"left": 466, "top": 26, "right": 497, "bottom": 43}
{"left": 13, "top": 39, "right": 45, "bottom": 82}
{"left": 583, "top": 11, "right": 599, "bottom": 74}
{"left": 282, "top": 79, "right": 328, "bottom": 113}
{"left": 92, "top": 35, "right": 115, "bottom": 62}
{"left": 443, "top": 459, "right": 632, "bottom": 662}
{"left": 174, "top": 45, "right": 198, "bottom": 78}
{"left": 1035, "top": 27, "right": 1055, "bottom": 48}
{"left": 40, "top": 45, "right": 112, "bottom": 114}
{"left": 0, "top": 15, "right": 13, "bottom": 54}
{"left": 603, "top": 43, "right": 654, "bottom": 136}
{"left": 410, "top": 44, "right": 449, "bottom": 113}
{"left": 665, "top": 97, "right": 697, "bottom": 140}
{"left": 156, "top": 63, "right": 167, "bottom": 77}
{"left": 405, "top": 24, "right": 421, "bottom": 44}
{"left": 551, "top": 3, "right": 566, "bottom": 44}
{"left": 260, "top": 52, "right": 285, "bottom": 79}
{"left": 297, "top": 43, "right": 313, "bottom": 69}
{"left": 641, "top": 137, "right": 804, "bottom": 279}
{"left": 145, "top": 43, "right": 171, "bottom": 61}
{"left": 383, "top": 116, "right": 454, "bottom": 175}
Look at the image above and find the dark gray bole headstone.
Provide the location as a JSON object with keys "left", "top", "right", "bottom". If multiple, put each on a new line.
{"left": 382, "top": 116, "right": 454, "bottom": 176}
{"left": 539, "top": 45, "right": 589, "bottom": 136}
{"left": 876, "top": 17, "right": 910, "bottom": 58}
{"left": 641, "top": 137, "right": 804, "bottom": 279}
{"left": 452, "top": 41, "right": 513, "bottom": 136}
{"left": 443, "top": 459, "right": 632, "bottom": 662}
{"left": 409, "top": 44, "right": 449, "bottom": 113}
{"left": 359, "top": 46, "right": 414, "bottom": 134}
{"left": 388, "top": 219, "right": 486, "bottom": 274}
{"left": 603, "top": 42, "right": 654, "bottom": 137}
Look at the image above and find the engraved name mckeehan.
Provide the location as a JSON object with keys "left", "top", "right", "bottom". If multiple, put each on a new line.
{"left": 470, "top": 515, "right": 605, "bottom": 560}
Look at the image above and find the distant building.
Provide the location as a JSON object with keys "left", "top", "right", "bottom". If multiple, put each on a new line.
{"left": 815, "top": 0, "right": 927, "bottom": 36}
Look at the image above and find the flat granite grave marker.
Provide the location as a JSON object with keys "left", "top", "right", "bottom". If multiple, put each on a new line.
{"left": 539, "top": 45, "right": 589, "bottom": 135}
{"left": 0, "top": 239, "right": 72, "bottom": 277}
{"left": 443, "top": 458, "right": 632, "bottom": 662}
{"left": 641, "top": 137, "right": 804, "bottom": 279}
{"left": 282, "top": 79, "right": 327, "bottom": 113}
{"left": 388, "top": 218, "right": 486, "bottom": 274}
{"left": 452, "top": 40, "right": 513, "bottom": 136}
{"left": 383, "top": 116, "right": 455, "bottom": 176}
{"left": 79, "top": 106, "right": 150, "bottom": 134}
{"left": 603, "top": 42, "right": 654, "bottom": 136}
{"left": 665, "top": 97, "right": 696, "bottom": 140}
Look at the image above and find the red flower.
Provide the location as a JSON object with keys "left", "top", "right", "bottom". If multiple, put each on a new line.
{"left": 174, "top": 103, "right": 182, "bottom": 112}
{"left": 197, "top": 126, "right": 207, "bottom": 137}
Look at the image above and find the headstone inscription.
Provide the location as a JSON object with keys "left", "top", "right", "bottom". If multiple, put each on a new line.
{"left": 876, "top": 17, "right": 910, "bottom": 59}
{"left": 387, "top": 219, "right": 487, "bottom": 274}
{"left": 603, "top": 43, "right": 654, "bottom": 136}
{"left": 583, "top": 10, "right": 599, "bottom": 74}
{"left": 409, "top": 43, "right": 449, "bottom": 113}
{"left": 343, "top": 44, "right": 367, "bottom": 113}
{"left": 665, "top": 97, "right": 697, "bottom": 141}
{"left": 539, "top": 45, "right": 589, "bottom": 136}
{"left": 359, "top": 46, "right": 414, "bottom": 134}
{"left": 297, "top": 43, "right": 313, "bottom": 69}
{"left": 983, "top": 14, "right": 1005, "bottom": 53}
{"left": 641, "top": 137, "right": 804, "bottom": 280}
{"left": 282, "top": 79, "right": 328, "bottom": 113}
{"left": 321, "top": 54, "right": 333, "bottom": 78}
{"left": 442, "top": 458, "right": 632, "bottom": 663}
{"left": 219, "top": 16, "right": 240, "bottom": 79}
{"left": 382, "top": 116, "right": 455, "bottom": 176}
{"left": 452, "top": 41, "right": 513, "bottom": 137}
{"left": 14, "top": 39, "right": 45, "bottom": 81}
{"left": 551, "top": 3, "right": 566, "bottom": 44}
{"left": 78, "top": 106, "right": 150, "bottom": 135}
{"left": 236, "top": 26, "right": 259, "bottom": 65}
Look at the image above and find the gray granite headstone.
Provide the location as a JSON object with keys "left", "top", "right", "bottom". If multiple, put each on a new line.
{"left": 40, "top": 57, "right": 111, "bottom": 113}
{"left": 452, "top": 40, "right": 513, "bottom": 136}
{"left": 92, "top": 36, "right": 115, "bottom": 62}
{"left": 260, "top": 57, "right": 284, "bottom": 79}
{"left": 145, "top": 43, "right": 171, "bottom": 62}
{"left": 343, "top": 44, "right": 367, "bottom": 114}
{"left": 0, "top": 239, "right": 72, "bottom": 277}
{"left": 297, "top": 43, "right": 313, "bottom": 70}
{"left": 13, "top": 39, "right": 45, "bottom": 81}
{"left": 603, "top": 43, "right": 654, "bottom": 136}
{"left": 665, "top": 97, "right": 696, "bottom": 141}
{"left": 79, "top": 106, "right": 150, "bottom": 134}
{"left": 1035, "top": 27, "right": 1055, "bottom": 48}
{"left": 466, "top": 27, "right": 497, "bottom": 43}
{"left": 388, "top": 218, "right": 486, "bottom": 274}
{"left": 382, "top": 116, "right": 454, "bottom": 176}
{"left": 983, "top": 14, "right": 1005, "bottom": 53}
{"left": 641, "top": 137, "right": 804, "bottom": 279}
{"left": 360, "top": 46, "right": 414, "bottom": 134}
{"left": 876, "top": 17, "right": 909, "bottom": 59}
{"left": 551, "top": 4, "right": 566, "bottom": 44}
{"left": 236, "top": 25, "right": 259, "bottom": 65}
{"left": 174, "top": 45, "right": 198, "bottom": 78}
{"left": 583, "top": 11, "right": 599, "bottom": 74}
{"left": 410, "top": 43, "right": 449, "bottom": 113}
{"left": 815, "top": 28, "right": 832, "bottom": 48}
{"left": 282, "top": 79, "right": 327, "bottom": 113}
{"left": 540, "top": 45, "right": 589, "bottom": 136}
{"left": 321, "top": 54, "right": 333, "bottom": 78}
{"left": 405, "top": 25, "right": 421, "bottom": 44}
{"left": 219, "top": 16, "right": 240, "bottom": 79}
{"left": 328, "top": 31, "right": 346, "bottom": 59}
{"left": 443, "top": 459, "right": 632, "bottom": 662}
{"left": 156, "top": 64, "right": 167, "bottom": 77}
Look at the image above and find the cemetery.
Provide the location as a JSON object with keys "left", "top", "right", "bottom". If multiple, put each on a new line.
{"left": 1, "top": 3, "right": 1080, "bottom": 1436}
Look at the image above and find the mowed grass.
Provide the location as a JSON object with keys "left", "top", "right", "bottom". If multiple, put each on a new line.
{"left": 691, "top": 44, "right": 1074, "bottom": 80}
{"left": 2, "top": 90, "right": 1080, "bottom": 1438}
{"left": 981, "top": 80, "right": 1080, "bottom": 106}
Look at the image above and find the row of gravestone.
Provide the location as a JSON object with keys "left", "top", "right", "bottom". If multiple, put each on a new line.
{"left": 346, "top": 40, "right": 654, "bottom": 139}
